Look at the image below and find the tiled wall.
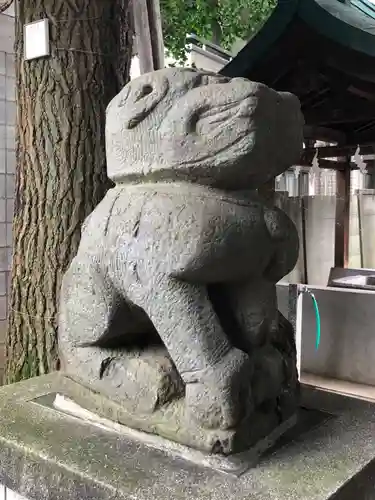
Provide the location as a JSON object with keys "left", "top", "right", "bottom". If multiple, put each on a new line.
{"left": 0, "top": 9, "right": 15, "bottom": 382}
{"left": 0, "top": 484, "right": 29, "bottom": 500}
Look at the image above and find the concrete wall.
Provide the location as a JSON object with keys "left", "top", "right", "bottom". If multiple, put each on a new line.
{"left": 0, "top": 9, "right": 15, "bottom": 382}
{"left": 277, "top": 283, "right": 375, "bottom": 386}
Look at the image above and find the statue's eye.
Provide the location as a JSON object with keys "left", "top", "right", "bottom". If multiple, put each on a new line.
{"left": 135, "top": 84, "right": 153, "bottom": 102}
{"left": 142, "top": 84, "right": 153, "bottom": 96}
{"left": 118, "top": 84, "right": 152, "bottom": 108}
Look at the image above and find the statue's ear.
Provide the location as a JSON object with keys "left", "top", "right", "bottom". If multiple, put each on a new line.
{"left": 107, "top": 72, "right": 169, "bottom": 130}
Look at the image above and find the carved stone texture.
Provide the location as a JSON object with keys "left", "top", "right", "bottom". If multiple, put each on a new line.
{"left": 58, "top": 67, "right": 304, "bottom": 455}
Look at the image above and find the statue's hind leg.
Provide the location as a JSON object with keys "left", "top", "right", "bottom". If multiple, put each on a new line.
{"left": 225, "top": 278, "right": 298, "bottom": 420}
{"left": 130, "top": 276, "right": 254, "bottom": 430}
{"left": 58, "top": 256, "right": 182, "bottom": 412}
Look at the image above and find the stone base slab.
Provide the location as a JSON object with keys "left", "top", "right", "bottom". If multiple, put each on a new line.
{"left": 1, "top": 374, "right": 375, "bottom": 499}
{"left": 61, "top": 371, "right": 297, "bottom": 456}
{"left": 40, "top": 392, "right": 297, "bottom": 476}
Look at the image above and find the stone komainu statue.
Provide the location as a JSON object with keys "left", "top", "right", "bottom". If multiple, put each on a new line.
{"left": 59, "top": 68, "right": 304, "bottom": 455}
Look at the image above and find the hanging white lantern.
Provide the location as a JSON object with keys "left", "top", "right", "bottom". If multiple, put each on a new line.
{"left": 353, "top": 145, "right": 367, "bottom": 175}
{"left": 310, "top": 149, "right": 320, "bottom": 178}
{"left": 294, "top": 165, "right": 301, "bottom": 179}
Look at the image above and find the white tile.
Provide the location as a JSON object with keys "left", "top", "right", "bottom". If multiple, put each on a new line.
{"left": 0, "top": 126, "right": 6, "bottom": 150}
{"left": 6, "top": 150, "right": 15, "bottom": 174}
{"left": 6, "top": 488, "right": 29, "bottom": 500}
{"left": 5, "top": 125, "right": 14, "bottom": 151}
{"left": 7, "top": 247, "right": 12, "bottom": 270}
{"left": 0, "top": 343, "right": 5, "bottom": 372}
{"left": 6, "top": 198, "right": 13, "bottom": 222}
{"left": 5, "top": 53, "right": 15, "bottom": 77}
{"left": 0, "top": 272, "right": 6, "bottom": 295}
{"left": 0, "top": 199, "right": 5, "bottom": 222}
{"left": 0, "top": 149, "right": 5, "bottom": 173}
{"left": 6, "top": 101, "right": 15, "bottom": 125}
{"left": 0, "top": 52, "right": 6, "bottom": 76}
{"left": 0, "top": 100, "right": 5, "bottom": 125}
{"left": 6, "top": 223, "right": 12, "bottom": 246}
{"left": 0, "top": 175, "right": 5, "bottom": 198}
{"left": 0, "top": 75, "right": 5, "bottom": 100}
{"left": 0, "top": 247, "right": 7, "bottom": 271}
{"left": 0, "top": 296, "right": 6, "bottom": 320}
{"left": 0, "top": 223, "right": 6, "bottom": 245}
{"left": 6, "top": 174, "right": 13, "bottom": 198}
{"left": 5, "top": 77, "right": 15, "bottom": 102}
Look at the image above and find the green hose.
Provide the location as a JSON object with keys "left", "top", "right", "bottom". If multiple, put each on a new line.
{"left": 309, "top": 292, "right": 321, "bottom": 350}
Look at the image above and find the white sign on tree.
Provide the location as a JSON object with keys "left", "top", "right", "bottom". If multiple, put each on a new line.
{"left": 24, "top": 19, "right": 50, "bottom": 61}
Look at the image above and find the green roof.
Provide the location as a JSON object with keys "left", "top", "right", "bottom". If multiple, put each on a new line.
{"left": 221, "top": 0, "right": 375, "bottom": 144}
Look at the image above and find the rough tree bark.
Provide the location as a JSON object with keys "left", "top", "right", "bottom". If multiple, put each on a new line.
{"left": 5, "top": 0, "right": 133, "bottom": 383}
{"left": 0, "top": 0, "right": 13, "bottom": 14}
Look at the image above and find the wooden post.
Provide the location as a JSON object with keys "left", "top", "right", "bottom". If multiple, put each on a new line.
{"left": 301, "top": 196, "right": 308, "bottom": 284}
{"left": 334, "top": 160, "right": 351, "bottom": 268}
{"left": 288, "top": 284, "right": 302, "bottom": 379}
{"left": 132, "top": 0, "right": 164, "bottom": 74}
{"left": 357, "top": 190, "right": 364, "bottom": 268}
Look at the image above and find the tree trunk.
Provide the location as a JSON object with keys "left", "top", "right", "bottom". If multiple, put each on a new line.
{"left": 209, "top": 0, "right": 222, "bottom": 46}
{"left": 5, "top": 0, "right": 133, "bottom": 383}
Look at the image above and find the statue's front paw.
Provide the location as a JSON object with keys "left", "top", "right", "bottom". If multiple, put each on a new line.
{"left": 184, "top": 348, "right": 254, "bottom": 430}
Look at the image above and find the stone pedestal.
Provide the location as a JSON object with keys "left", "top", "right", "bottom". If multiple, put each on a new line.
{"left": 1, "top": 373, "right": 375, "bottom": 500}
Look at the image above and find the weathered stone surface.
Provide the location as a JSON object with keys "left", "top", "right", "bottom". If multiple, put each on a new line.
{"left": 93, "top": 346, "right": 184, "bottom": 414}
{"left": 2, "top": 375, "right": 375, "bottom": 500}
{"left": 59, "top": 67, "right": 304, "bottom": 455}
{"left": 105, "top": 68, "right": 303, "bottom": 188}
